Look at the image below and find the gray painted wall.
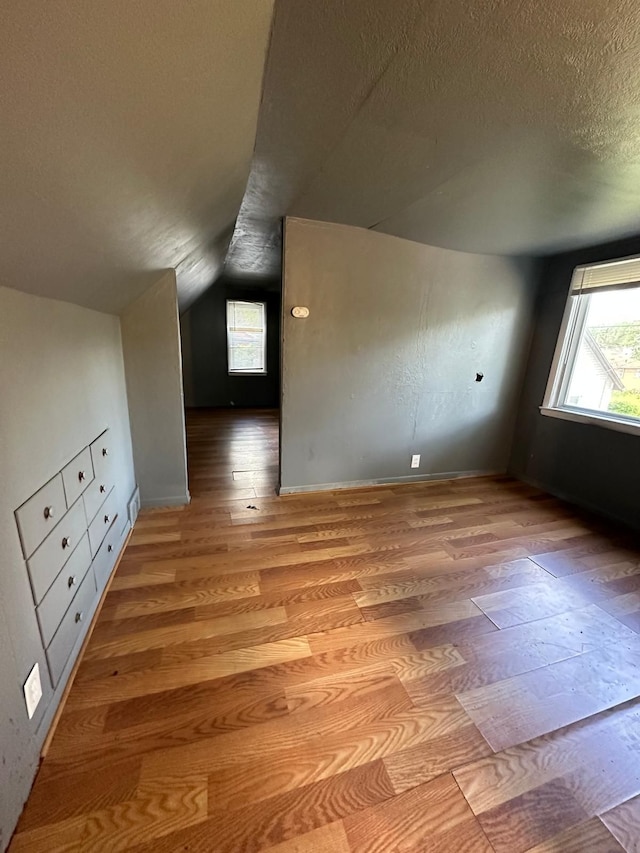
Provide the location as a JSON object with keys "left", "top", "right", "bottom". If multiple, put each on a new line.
{"left": 121, "top": 271, "right": 189, "bottom": 507}
{"left": 180, "top": 308, "right": 195, "bottom": 409}
{"left": 0, "top": 285, "right": 136, "bottom": 850}
{"left": 510, "top": 237, "right": 640, "bottom": 530}
{"left": 280, "top": 218, "right": 536, "bottom": 491}
{"left": 181, "top": 279, "right": 281, "bottom": 409}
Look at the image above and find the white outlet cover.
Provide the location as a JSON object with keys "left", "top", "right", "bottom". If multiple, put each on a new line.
{"left": 411, "top": 454, "right": 420, "bottom": 469}
{"left": 24, "top": 662, "right": 42, "bottom": 720}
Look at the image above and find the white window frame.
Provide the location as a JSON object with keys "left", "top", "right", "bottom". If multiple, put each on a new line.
{"left": 541, "top": 255, "right": 640, "bottom": 437}
{"left": 226, "top": 300, "right": 267, "bottom": 376}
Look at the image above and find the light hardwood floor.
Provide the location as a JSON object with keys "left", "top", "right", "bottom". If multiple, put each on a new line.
{"left": 10, "top": 408, "right": 640, "bottom": 852}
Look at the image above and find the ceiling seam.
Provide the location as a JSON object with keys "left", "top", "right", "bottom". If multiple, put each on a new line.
{"left": 285, "top": 2, "right": 429, "bottom": 216}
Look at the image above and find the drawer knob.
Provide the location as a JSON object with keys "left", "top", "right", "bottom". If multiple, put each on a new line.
{"left": 99, "top": 484, "right": 106, "bottom": 494}
{"left": 102, "top": 448, "right": 109, "bottom": 457}
{"left": 68, "top": 575, "right": 77, "bottom": 588}
{"left": 44, "top": 506, "right": 55, "bottom": 520}
{"left": 104, "top": 514, "right": 111, "bottom": 524}
{"left": 62, "top": 536, "right": 72, "bottom": 549}
{"left": 107, "top": 544, "right": 113, "bottom": 553}
{"left": 78, "top": 470, "right": 86, "bottom": 482}
{"left": 75, "top": 611, "right": 84, "bottom": 624}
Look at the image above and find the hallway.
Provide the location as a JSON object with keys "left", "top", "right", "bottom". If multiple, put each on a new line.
{"left": 9, "top": 410, "right": 640, "bottom": 852}
{"left": 186, "top": 408, "right": 279, "bottom": 501}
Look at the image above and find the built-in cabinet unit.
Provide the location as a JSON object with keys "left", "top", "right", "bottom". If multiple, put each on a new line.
{"left": 14, "top": 429, "right": 130, "bottom": 687}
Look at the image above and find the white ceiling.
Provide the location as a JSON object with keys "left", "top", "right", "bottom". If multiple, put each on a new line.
{"left": 0, "top": 0, "right": 274, "bottom": 313}
{"left": 226, "top": 0, "right": 640, "bottom": 280}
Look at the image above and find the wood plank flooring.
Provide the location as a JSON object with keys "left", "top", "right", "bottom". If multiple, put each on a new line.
{"left": 10, "top": 408, "right": 640, "bottom": 852}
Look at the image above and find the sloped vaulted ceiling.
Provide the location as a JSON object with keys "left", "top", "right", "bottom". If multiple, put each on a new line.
{"left": 6, "top": 1, "right": 640, "bottom": 309}
{"left": 226, "top": 0, "right": 640, "bottom": 280}
{"left": 0, "top": 0, "right": 274, "bottom": 313}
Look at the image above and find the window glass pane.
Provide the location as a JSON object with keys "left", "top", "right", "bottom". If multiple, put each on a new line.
{"left": 227, "top": 301, "right": 266, "bottom": 374}
{"left": 230, "top": 301, "right": 264, "bottom": 330}
{"left": 563, "top": 287, "right": 640, "bottom": 421}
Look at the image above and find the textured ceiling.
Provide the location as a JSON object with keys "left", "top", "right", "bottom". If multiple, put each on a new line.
{"left": 6, "top": 0, "right": 640, "bottom": 311}
{"left": 0, "top": 0, "right": 274, "bottom": 313}
{"left": 226, "top": 0, "right": 640, "bottom": 280}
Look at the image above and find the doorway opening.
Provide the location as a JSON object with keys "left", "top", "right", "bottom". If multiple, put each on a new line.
{"left": 179, "top": 277, "right": 281, "bottom": 500}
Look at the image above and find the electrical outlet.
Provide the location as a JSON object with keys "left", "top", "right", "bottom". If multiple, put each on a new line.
{"left": 411, "top": 454, "right": 420, "bottom": 469}
{"left": 24, "top": 662, "right": 42, "bottom": 720}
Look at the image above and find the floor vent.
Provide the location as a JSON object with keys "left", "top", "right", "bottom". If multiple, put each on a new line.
{"left": 127, "top": 486, "right": 141, "bottom": 527}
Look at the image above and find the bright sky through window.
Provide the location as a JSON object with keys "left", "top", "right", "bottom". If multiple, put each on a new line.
{"left": 543, "top": 257, "right": 640, "bottom": 433}
{"left": 226, "top": 300, "right": 267, "bottom": 374}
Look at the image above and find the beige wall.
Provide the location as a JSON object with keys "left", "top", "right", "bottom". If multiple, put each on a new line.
{"left": 281, "top": 218, "right": 537, "bottom": 491}
{"left": 121, "top": 271, "right": 189, "bottom": 507}
{"left": 0, "top": 286, "right": 136, "bottom": 847}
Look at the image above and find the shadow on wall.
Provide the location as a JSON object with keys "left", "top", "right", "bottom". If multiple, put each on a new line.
{"left": 305, "top": 408, "right": 510, "bottom": 488}
{"left": 180, "top": 277, "right": 281, "bottom": 409}
{"left": 280, "top": 219, "right": 537, "bottom": 491}
{"left": 283, "top": 291, "right": 531, "bottom": 485}
{"left": 511, "top": 239, "right": 640, "bottom": 530}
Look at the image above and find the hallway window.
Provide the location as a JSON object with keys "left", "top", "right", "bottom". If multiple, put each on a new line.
{"left": 542, "top": 255, "right": 640, "bottom": 435}
{"left": 227, "top": 300, "right": 267, "bottom": 374}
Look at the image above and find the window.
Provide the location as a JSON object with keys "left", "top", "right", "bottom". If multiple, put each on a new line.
{"left": 226, "top": 300, "right": 267, "bottom": 375}
{"left": 542, "top": 255, "right": 640, "bottom": 435}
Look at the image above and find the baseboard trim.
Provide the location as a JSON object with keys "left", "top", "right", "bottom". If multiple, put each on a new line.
{"left": 39, "top": 522, "right": 133, "bottom": 758}
{"left": 278, "top": 469, "right": 503, "bottom": 496}
{"left": 141, "top": 491, "right": 191, "bottom": 508}
{"left": 513, "top": 472, "right": 640, "bottom": 532}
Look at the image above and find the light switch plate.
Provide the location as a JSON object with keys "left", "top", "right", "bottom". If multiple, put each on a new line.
{"left": 411, "top": 454, "right": 420, "bottom": 469}
{"left": 24, "top": 662, "right": 42, "bottom": 720}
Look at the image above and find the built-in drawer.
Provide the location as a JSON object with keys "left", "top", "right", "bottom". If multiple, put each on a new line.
{"left": 15, "top": 475, "right": 67, "bottom": 559}
{"left": 27, "top": 497, "right": 88, "bottom": 603}
{"left": 83, "top": 475, "right": 114, "bottom": 525}
{"left": 36, "top": 534, "right": 92, "bottom": 647}
{"left": 88, "top": 488, "right": 118, "bottom": 556}
{"left": 61, "top": 447, "right": 94, "bottom": 508}
{"left": 92, "top": 523, "right": 122, "bottom": 591}
{"left": 46, "top": 568, "right": 97, "bottom": 686}
{"left": 90, "top": 430, "right": 113, "bottom": 483}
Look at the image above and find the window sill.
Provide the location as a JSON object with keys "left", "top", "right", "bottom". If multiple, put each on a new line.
{"left": 540, "top": 406, "right": 640, "bottom": 437}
